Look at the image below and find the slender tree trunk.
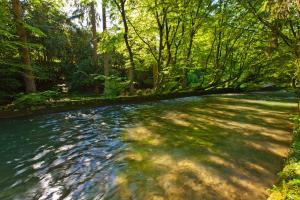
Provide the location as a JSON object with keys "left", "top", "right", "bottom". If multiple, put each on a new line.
{"left": 153, "top": 64, "right": 159, "bottom": 89}
{"left": 102, "top": 2, "right": 110, "bottom": 92}
{"left": 120, "top": 0, "right": 135, "bottom": 94}
{"left": 154, "top": 7, "right": 167, "bottom": 90}
{"left": 165, "top": 19, "right": 172, "bottom": 68}
{"left": 90, "top": 2, "right": 99, "bottom": 93}
{"left": 165, "top": 18, "right": 180, "bottom": 70}
{"left": 157, "top": 22, "right": 164, "bottom": 89}
{"left": 182, "top": 32, "right": 194, "bottom": 88}
{"left": 174, "top": 21, "right": 185, "bottom": 75}
{"left": 12, "top": 0, "right": 36, "bottom": 93}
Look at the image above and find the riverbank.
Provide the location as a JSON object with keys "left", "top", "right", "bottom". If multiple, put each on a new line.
{"left": 268, "top": 115, "right": 300, "bottom": 200}
{"left": 0, "top": 88, "right": 243, "bottom": 119}
{"left": 0, "top": 88, "right": 298, "bottom": 120}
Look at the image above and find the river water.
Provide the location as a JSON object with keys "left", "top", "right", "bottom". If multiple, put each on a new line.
{"left": 0, "top": 91, "right": 298, "bottom": 200}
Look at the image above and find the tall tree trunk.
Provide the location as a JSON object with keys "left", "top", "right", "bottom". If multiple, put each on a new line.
{"left": 267, "top": 21, "right": 279, "bottom": 58}
{"left": 154, "top": 7, "right": 167, "bottom": 90}
{"left": 153, "top": 64, "right": 159, "bottom": 89}
{"left": 12, "top": 0, "right": 36, "bottom": 93}
{"left": 90, "top": 2, "right": 99, "bottom": 93}
{"left": 102, "top": 2, "right": 110, "bottom": 92}
{"left": 156, "top": 20, "right": 163, "bottom": 90}
{"left": 182, "top": 32, "right": 195, "bottom": 88}
{"left": 120, "top": 0, "right": 135, "bottom": 94}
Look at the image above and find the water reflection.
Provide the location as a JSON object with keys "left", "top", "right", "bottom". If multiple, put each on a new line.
{"left": 0, "top": 92, "right": 298, "bottom": 200}
{"left": 0, "top": 105, "right": 135, "bottom": 200}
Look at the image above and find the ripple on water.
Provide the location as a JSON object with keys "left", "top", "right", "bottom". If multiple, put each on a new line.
{"left": 0, "top": 104, "right": 133, "bottom": 200}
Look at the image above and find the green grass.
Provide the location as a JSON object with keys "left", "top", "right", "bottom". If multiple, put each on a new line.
{"left": 268, "top": 115, "right": 300, "bottom": 200}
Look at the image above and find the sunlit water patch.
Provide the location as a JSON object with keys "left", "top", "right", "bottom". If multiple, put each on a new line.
{"left": 0, "top": 92, "right": 299, "bottom": 200}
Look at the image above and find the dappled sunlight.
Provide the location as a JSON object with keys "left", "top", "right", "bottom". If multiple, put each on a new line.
{"left": 161, "top": 112, "right": 193, "bottom": 127}
{"left": 113, "top": 150, "right": 271, "bottom": 199}
{"left": 123, "top": 125, "right": 164, "bottom": 146}
{"left": 188, "top": 111, "right": 290, "bottom": 143}
{"left": 245, "top": 141, "right": 289, "bottom": 158}
{"left": 113, "top": 174, "right": 132, "bottom": 199}
{"left": 243, "top": 161, "right": 270, "bottom": 176}
{"left": 110, "top": 93, "right": 298, "bottom": 200}
{"left": 187, "top": 101, "right": 293, "bottom": 144}
{"left": 151, "top": 154, "right": 174, "bottom": 167}
{"left": 125, "top": 151, "right": 144, "bottom": 162}
{"left": 220, "top": 97, "right": 297, "bottom": 108}
{"left": 0, "top": 92, "right": 298, "bottom": 199}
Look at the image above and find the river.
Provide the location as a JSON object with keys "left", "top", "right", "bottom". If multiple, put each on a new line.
{"left": 0, "top": 91, "right": 298, "bottom": 200}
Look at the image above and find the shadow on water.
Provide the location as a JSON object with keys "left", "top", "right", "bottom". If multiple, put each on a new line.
{"left": 0, "top": 91, "right": 298, "bottom": 200}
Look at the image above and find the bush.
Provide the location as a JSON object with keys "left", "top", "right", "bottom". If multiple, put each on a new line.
{"left": 134, "top": 88, "right": 155, "bottom": 96}
{"left": 13, "top": 90, "right": 60, "bottom": 109}
{"left": 159, "top": 81, "right": 182, "bottom": 93}
{"left": 104, "top": 76, "right": 130, "bottom": 98}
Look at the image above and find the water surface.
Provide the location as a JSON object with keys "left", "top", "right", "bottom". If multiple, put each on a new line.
{"left": 0, "top": 91, "right": 298, "bottom": 200}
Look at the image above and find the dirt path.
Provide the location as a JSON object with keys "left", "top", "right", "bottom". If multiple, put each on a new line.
{"left": 113, "top": 93, "right": 298, "bottom": 200}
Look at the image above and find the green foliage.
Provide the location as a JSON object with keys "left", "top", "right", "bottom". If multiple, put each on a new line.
{"left": 68, "top": 60, "right": 96, "bottom": 91}
{"left": 188, "top": 71, "right": 202, "bottom": 88}
{"left": 0, "top": 0, "right": 299, "bottom": 103}
{"left": 104, "top": 76, "right": 130, "bottom": 98}
{"left": 159, "top": 81, "right": 182, "bottom": 93}
{"left": 13, "top": 90, "right": 60, "bottom": 109}
{"left": 0, "top": 0, "right": 22, "bottom": 99}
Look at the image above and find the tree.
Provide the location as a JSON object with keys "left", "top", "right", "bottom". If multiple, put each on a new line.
{"left": 12, "top": 0, "right": 37, "bottom": 93}
{"left": 89, "top": 0, "right": 100, "bottom": 93}
{"left": 102, "top": 0, "right": 110, "bottom": 92}
{"left": 0, "top": 0, "right": 298, "bottom": 102}
{"left": 239, "top": 0, "right": 300, "bottom": 86}
{"left": 112, "top": 0, "right": 135, "bottom": 93}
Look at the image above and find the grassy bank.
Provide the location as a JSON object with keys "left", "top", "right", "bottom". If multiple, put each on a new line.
{"left": 268, "top": 115, "right": 300, "bottom": 200}
{"left": 0, "top": 88, "right": 296, "bottom": 119}
{"left": 0, "top": 88, "right": 243, "bottom": 119}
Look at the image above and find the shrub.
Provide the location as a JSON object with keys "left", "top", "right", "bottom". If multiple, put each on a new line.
{"left": 104, "top": 76, "right": 130, "bottom": 98}
{"left": 159, "top": 81, "right": 182, "bottom": 93}
{"left": 13, "top": 90, "right": 60, "bottom": 109}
